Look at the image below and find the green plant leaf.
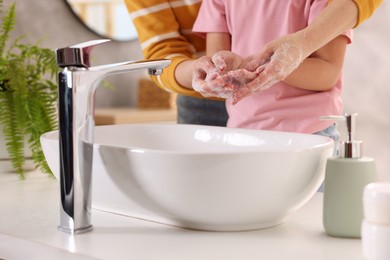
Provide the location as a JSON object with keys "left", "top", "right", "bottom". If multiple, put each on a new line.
{"left": 0, "top": 0, "right": 58, "bottom": 178}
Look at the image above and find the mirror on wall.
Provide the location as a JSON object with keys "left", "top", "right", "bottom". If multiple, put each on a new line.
{"left": 65, "top": 0, "right": 138, "bottom": 41}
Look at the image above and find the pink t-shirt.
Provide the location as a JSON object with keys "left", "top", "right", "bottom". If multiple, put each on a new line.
{"left": 193, "top": 0, "right": 352, "bottom": 134}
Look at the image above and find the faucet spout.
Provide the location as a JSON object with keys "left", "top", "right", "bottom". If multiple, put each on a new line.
{"left": 89, "top": 60, "right": 170, "bottom": 79}
{"left": 56, "top": 40, "right": 170, "bottom": 234}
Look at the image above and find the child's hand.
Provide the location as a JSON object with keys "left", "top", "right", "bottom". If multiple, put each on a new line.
{"left": 211, "top": 51, "right": 243, "bottom": 74}
{"left": 226, "top": 69, "right": 261, "bottom": 104}
{"left": 192, "top": 56, "right": 235, "bottom": 98}
{"left": 192, "top": 51, "right": 244, "bottom": 99}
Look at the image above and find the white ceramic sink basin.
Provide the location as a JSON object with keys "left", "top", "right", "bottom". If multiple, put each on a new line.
{"left": 41, "top": 124, "right": 333, "bottom": 231}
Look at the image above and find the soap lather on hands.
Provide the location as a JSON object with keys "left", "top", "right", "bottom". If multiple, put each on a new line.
{"left": 192, "top": 34, "right": 306, "bottom": 104}
{"left": 192, "top": 51, "right": 258, "bottom": 102}
{"left": 192, "top": 51, "right": 253, "bottom": 99}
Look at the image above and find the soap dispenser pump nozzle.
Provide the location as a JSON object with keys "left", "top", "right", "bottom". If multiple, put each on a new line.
{"left": 320, "top": 113, "right": 362, "bottom": 158}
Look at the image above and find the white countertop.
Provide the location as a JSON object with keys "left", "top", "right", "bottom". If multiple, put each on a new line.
{"left": 0, "top": 170, "right": 364, "bottom": 260}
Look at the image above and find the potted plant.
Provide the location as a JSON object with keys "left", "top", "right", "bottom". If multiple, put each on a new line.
{"left": 0, "top": 0, "right": 58, "bottom": 178}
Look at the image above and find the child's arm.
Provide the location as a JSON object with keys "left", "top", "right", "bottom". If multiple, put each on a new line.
{"left": 206, "top": 32, "right": 231, "bottom": 56}
{"left": 282, "top": 35, "right": 348, "bottom": 91}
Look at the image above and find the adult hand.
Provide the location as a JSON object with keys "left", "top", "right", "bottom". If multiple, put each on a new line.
{"left": 232, "top": 31, "right": 308, "bottom": 103}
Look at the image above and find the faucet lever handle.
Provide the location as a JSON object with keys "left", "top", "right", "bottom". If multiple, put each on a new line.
{"left": 56, "top": 39, "right": 111, "bottom": 68}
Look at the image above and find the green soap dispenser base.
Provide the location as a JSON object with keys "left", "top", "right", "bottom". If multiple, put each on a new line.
{"left": 323, "top": 157, "right": 377, "bottom": 238}
{"left": 321, "top": 113, "right": 377, "bottom": 238}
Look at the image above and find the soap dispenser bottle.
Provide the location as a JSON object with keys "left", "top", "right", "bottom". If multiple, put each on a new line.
{"left": 322, "top": 113, "right": 377, "bottom": 238}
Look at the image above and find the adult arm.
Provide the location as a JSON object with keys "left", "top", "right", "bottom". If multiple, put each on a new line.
{"left": 234, "top": 0, "right": 382, "bottom": 103}
{"left": 123, "top": 0, "right": 203, "bottom": 97}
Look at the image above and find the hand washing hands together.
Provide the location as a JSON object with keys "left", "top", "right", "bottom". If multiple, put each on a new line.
{"left": 236, "top": 32, "right": 307, "bottom": 102}
{"left": 192, "top": 32, "right": 308, "bottom": 104}
{"left": 192, "top": 51, "right": 253, "bottom": 99}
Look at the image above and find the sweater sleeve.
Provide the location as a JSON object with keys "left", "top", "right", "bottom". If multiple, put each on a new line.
{"left": 353, "top": 0, "right": 383, "bottom": 27}
{"left": 123, "top": 0, "right": 204, "bottom": 98}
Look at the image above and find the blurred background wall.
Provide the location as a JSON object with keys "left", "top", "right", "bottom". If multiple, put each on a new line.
{"left": 8, "top": 0, "right": 145, "bottom": 108}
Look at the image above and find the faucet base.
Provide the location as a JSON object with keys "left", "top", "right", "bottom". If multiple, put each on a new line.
{"left": 58, "top": 225, "right": 93, "bottom": 235}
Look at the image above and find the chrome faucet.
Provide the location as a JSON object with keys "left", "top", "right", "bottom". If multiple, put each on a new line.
{"left": 55, "top": 39, "right": 171, "bottom": 234}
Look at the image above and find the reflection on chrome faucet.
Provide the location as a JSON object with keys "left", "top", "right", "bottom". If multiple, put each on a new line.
{"left": 55, "top": 39, "right": 170, "bottom": 234}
